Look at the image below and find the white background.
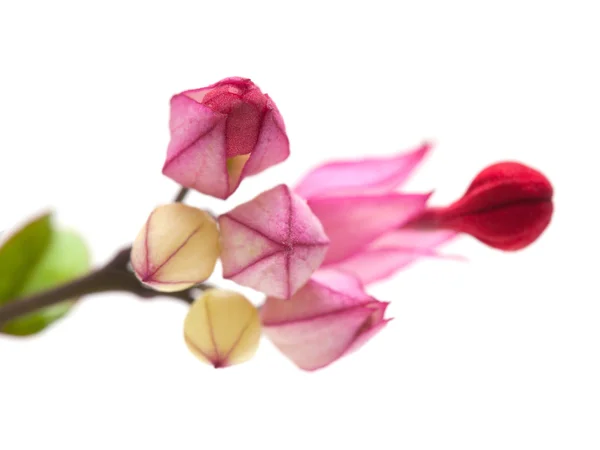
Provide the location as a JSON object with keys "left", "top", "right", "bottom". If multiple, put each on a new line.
{"left": 0, "top": 1, "right": 598, "bottom": 449}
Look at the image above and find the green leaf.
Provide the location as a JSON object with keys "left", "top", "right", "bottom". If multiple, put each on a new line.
{"left": 0, "top": 212, "right": 91, "bottom": 336}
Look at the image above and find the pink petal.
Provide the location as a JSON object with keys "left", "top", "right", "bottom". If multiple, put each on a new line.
{"left": 162, "top": 94, "right": 230, "bottom": 199}
{"left": 368, "top": 228, "right": 458, "bottom": 250}
{"left": 263, "top": 306, "right": 376, "bottom": 371}
{"left": 326, "top": 229, "right": 459, "bottom": 285}
{"left": 308, "top": 193, "right": 430, "bottom": 265}
{"left": 261, "top": 274, "right": 389, "bottom": 371}
{"left": 182, "top": 77, "right": 252, "bottom": 103}
{"left": 345, "top": 317, "right": 391, "bottom": 356}
{"left": 311, "top": 268, "right": 372, "bottom": 301}
{"left": 225, "top": 251, "right": 288, "bottom": 295}
{"left": 219, "top": 185, "right": 329, "bottom": 299}
{"left": 234, "top": 99, "right": 290, "bottom": 192}
{"left": 261, "top": 271, "right": 372, "bottom": 324}
{"left": 182, "top": 86, "right": 217, "bottom": 104}
{"left": 216, "top": 216, "right": 283, "bottom": 276}
{"left": 294, "top": 142, "right": 431, "bottom": 199}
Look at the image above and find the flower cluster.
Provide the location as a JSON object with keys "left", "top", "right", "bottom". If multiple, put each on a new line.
{"left": 130, "top": 77, "right": 554, "bottom": 371}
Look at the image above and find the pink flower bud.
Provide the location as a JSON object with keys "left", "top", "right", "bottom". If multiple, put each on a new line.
{"left": 410, "top": 162, "right": 554, "bottom": 251}
{"left": 218, "top": 184, "right": 329, "bottom": 299}
{"left": 162, "top": 77, "right": 290, "bottom": 199}
{"left": 261, "top": 270, "right": 390, "bottom": 371}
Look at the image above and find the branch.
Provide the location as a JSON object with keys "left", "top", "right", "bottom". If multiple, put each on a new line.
{"left": 0, "top": 185, "right": 210, "bottom": 328}
{"left": 174, "top": 187, "right": 190, "bottom": 203}
{"left": 0, "top": 246, "right": 213, "bottom": 327}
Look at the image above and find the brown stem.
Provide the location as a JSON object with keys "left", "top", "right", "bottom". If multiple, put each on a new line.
{"left": 174, "top": 187, "right": 190, "bottom": 203}
{"left": 0, "top": 246, "right": 213, "bottom": 327}
{"left": 0, "top": 185, "right": 209, "bottom": 328}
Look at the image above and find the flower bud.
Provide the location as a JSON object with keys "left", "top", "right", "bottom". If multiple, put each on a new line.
{"left": 218, "top": 184, "right": 329, "bottom": 299}
{"left": 183, "top": 289, "right": 262, "bottom": 368}
{"left": 162, "top": 77, "right": 290, "bottom": 200}
{"left": 131, "top": 203, "right": 220, "bottom": 292}
{"left": 261, "top": 270, "right": 390, "bottom": 371}
{"left": 410, "top": 161, "right": 553, "bottom": 251}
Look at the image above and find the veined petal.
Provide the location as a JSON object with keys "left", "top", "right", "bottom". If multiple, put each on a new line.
{"left": 162, "top": 97, "right": 230, "bottom": 199}
{"left": 236, "top": 99, "right": 290, "bottom": 192}
{"left": 130, "top": 204, "right": 220, "bottom": 292}
{"left": 308, "top": 193, "right": 430, "bottom": 265}
{"left": 261, "top": 273, "right": 389, "bottom": 371}
{"left": 311, "top": 268, "right": 372, "bottom": 301}
{"left": 262, "top": 271, "right": 372, "bottom": 324}
{"left": 325, "top": 229, "right": 459, "bottom": 285}
{"left": 164, "top": 93, "right": 224, "bottom": 159}
{"left": 368, "top": 228, "right": 458, "bottom": 250}
{"left": 183, "top": 289, "right": 262, "bottom": 368}
{"left": 294, "top": 142, "right": 431, "bottom": 199}
{"left": 345, "top": 315, "right": 391, "bottom": 356}
{"left": 263, "top": 306, "right": 376, "bottom": 371}
{"left": 219, "top": 185, "right": 329, "bottom": 299}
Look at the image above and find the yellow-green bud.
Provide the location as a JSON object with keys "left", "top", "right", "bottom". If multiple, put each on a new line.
{"left": 183, "top": 289, "right": 262, "bottom": 368}
{"left": 131, "top": 203, "right": 220, "bottom": 292}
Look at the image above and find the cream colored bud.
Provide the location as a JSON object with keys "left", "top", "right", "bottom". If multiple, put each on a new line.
{"left": 130, "top": 203, "right": 220, "bottom": 292}
{"left": 183, "top": 289, "right": 262, "bottom": 368}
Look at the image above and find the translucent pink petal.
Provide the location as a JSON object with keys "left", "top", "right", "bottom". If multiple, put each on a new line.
{"left": 182, "top": 77, "right": 251, "bottom": 103}
{"left": 217, "top": 216, "right": 283, "bottom": 276}
{"left": 294, "top": 142, "right": 431, "bottom": 199}
{"left": 219, "top": 185, "right": 329, "bottom": 299}
{"left": 308, "top": 193, "right": 430, "bottom": 265}
{"left": 261, "top": 272, "right": 372, "bottom": 324}
{"left": 344, "top": 317, "right": 391, "bottom": 356}
{"left": 326, "top": 229, "right": 459, "bottom": 285}
{"left": 368, "top": 228, "right": 458, "bottom": 250}
{"left": 182, "top": 86, "right": 217, "bottom": 104}
{"left": 226, "top": 251, "right": 288, "bottom": 295}
{"left": 263, "top": 307, "right": 375, "bottom": 371}
{"left": 261, "top": 274, "right": 389, "bottom": 371}
{"left": 235, "top": 98, "right": 290, "bottom": 191}
{"left": 162, "top": 94, "right": 230, "bottom": 199}
{"left": 288, "top": 245, "right": 332, "bottom": 297}
{"left": 311, "top": 268, "right": 372, "bottom": 301}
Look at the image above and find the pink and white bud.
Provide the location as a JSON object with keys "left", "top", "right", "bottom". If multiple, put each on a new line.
{"left": 218, "top": 184, "right": 329, "bottom": 299}
{"left": 162, "top": 77, "right": 290, "bottom": 200}
{"left": 261, "top": 270, "right": 390, "bottom": 371}
{"left": 131, "top": 203, "right": 220, "bottom": 292}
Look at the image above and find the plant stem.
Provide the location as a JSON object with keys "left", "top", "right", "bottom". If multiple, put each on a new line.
{"left": 174, "top": 187, "right": 190, "bottom": 203}
{"left": 0, "top": 185, "right": 208, "bottom": 327}
{"left": 0, "top": 246, "right": 211, "bottom": 327}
